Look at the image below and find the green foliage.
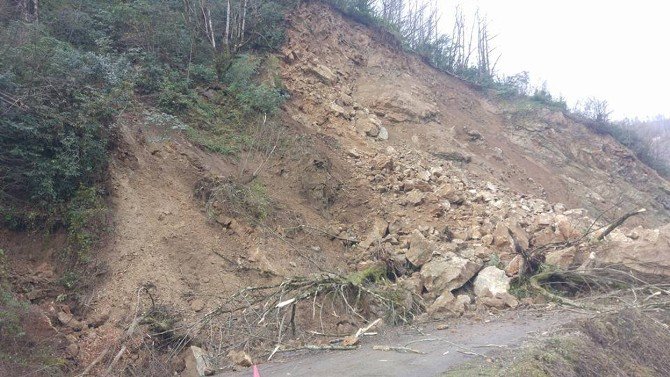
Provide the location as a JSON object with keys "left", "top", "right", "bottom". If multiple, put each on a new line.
{"left": 327, "top": 0, "right": 378, "bottom": 25}
{"left": 158, "top": 72, "right": 195, "bottom": 114}
{"left": 189, "top": 64, "right": 218, "bottom": 85}
{"left": 0, "top": 21, "right": 129, "bottom": 227}
{"left": 64, "top": 186, "right": 108, "bottom": 263}
{"left": 202, "top": 179, "right": 272, "bottom": 222}
{"left": 0, "top": 249, "right": 27, "bottom": 339}
{"left": 222, "top": 54, "right": 284, "bottom": 115}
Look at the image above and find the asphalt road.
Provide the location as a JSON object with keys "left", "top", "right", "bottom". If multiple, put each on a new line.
{"left": 217, "top": 308, "right": 580, "bottom": 377}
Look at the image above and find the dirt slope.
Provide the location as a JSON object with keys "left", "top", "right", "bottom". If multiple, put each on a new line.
{"left": 280, "top": 2, "right": 669, "bottom": 227}
{"left": 2, "top": 1, "right": 670, "bottom": 375}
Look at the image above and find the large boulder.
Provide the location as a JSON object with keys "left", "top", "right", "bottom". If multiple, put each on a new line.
{"left": 473, "top": 266, "right": 519, "bottom": 308}
{"left": 545, "top": 246, "right": 577, "bottom": 269}
{"left": 597, "top": 224, "right": 670, "bottom": 278}
{"left": 474, "top": 266, "right": 511, "bottom": 298}
{"left": 427, "top": 291, "right": 471, "bottom": 317}
{"left": 406, "top": 230, "right": 433, "bottom": 267}
{"left": 420, "top": 253, "right": 482, "bottom": 294}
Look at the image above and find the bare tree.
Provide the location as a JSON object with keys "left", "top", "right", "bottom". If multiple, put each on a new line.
{"left": 577, "top": 97, "right": 612, "bottom": 123}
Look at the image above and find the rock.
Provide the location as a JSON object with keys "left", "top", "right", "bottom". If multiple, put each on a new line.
{"left": 428, "top": 292, "right": 471, "bottom": 317}
{"left": 309, "top": 64, "right": 337, "bottom": 84}
{"left": 65, "top": 343, "right": 79, "bottom": 358}
{"left": 88, "top": 310, "right": 110, "bottom": 328}
{"left": 397, "top": 274, "right": 423, "bottom": 295}
{"left": 347, "top": 149, "right": 361, "bottom": 158}
{"left": 377, "top": 126, "right": 389, "bottom": 140}
{"left": 492, "top": 223, "right": 511, "bottom": 248}
{"left": 427, "top": 291, "right": 452, "bottom": 313}
{"left": 508, "top": 222, "right": 530, "bottom": 251}
{"left": 436, "top": 184, "right": 464, "bottom": 205}
{"left": 407, "top": 180, "right": 433, "bottom": 193}
{"left": 372, "top": 90, "right": 439, "bottom": 123}
{"left": 190, "top": 299, "right": 205, "bottom": 312}
{"left": 420, "top": 253, "right": 482, "bottom": 294}
{"left": 228, "top": 350, "right": 253, "bottom": 368}
{"left": 479, "top": 293, "right": 519, "bottom": 309}
{"left": 505, "top": 255, "right": 524, "bottom": 277}
{"left": 473, "top": 246, "right": 494, "bottom": 259}
{"left": 406, "top": 230, "right": 433, "bottom": 267}
{"left": 473, "top": 266, "right": 519, "bottom": 309}
{"left": 26, "top": 289, "right": 45, "bottom": 301}
{"left": 216, "top": 214, "right": 233, "bottom": 227}
{"left": 186, "top": 346, "right": 215, "bottom": 376}
{"left": 371, "top": 155, "right": 394, "bottom": 172}
{"left": 532, "top": 227, "right": 558, "bottom": 247}
{"left": 598, "top": 224, "right": 670, "bottom": 278}
{"left": 492, "top": 221, "right": 528, "bottom": 251}
{"left": 359, "top": 218, "right": 389, "bottom": 250}
{"left": 57, "top": 311, "right": 84, "bottom": 331}
{"left": 418, "top": 170, "right": 432, "bottom": 182}
{"left": 405, "top": 190, "right": 425, "bottom": 206}
{"left": 465, "top": 129, "right": 483, "bottom": 141}
{"left": 474, "top": 266, "right": 511, "bottom": 298}
{"left": 556, "top": 215, "right": 581, "bottom": 240}
{"left": 534, "top": 213, "right": 554, "bottom": 228}
{"left": 545, "top": 247, "right": 576, "bottom": 269}
{"left": 356, "top": 116, "right": 380, "bottom": 137}
{"left": 330, "top": 103, "right": 347, "bottom": 118}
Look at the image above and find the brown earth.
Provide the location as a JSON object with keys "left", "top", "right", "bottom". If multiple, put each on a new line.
{"left": 1, "top": 1, "right": 669, "bottom": 376}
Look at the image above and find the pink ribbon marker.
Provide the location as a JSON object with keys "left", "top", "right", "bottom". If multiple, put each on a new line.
{"left": 252, "top": 365, "right": 261, "bottom": 377}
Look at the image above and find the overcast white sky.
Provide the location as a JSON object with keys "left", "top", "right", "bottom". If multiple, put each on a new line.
{"left": 437, "top": 1, "right": 669, "bottom": 120}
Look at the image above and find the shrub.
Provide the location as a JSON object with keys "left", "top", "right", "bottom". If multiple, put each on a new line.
{"left": 158, "top": 72, "right": 194, "bottom": 114}
{"left": 64, "top": 186, "right": 108, "bottom": 263}
{"left": 189, "top": 64, "right": 218, "bottom": 85}
{"left": 0, "top": 21, "right": 128, "bottom": 227}
{"left": 222, "top": 54, "right": 283, "bottom": 114}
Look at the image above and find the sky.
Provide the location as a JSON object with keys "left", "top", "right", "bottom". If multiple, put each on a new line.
{"left": 437, "top": 1, "right": 669, "bottom": 120}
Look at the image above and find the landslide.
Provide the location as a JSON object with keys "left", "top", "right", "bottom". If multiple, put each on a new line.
{"left": 280, "top": 2, "right": 669, "bottom": 228}
{"left": 2, "top": 1, "right": 669, "bottom": 376}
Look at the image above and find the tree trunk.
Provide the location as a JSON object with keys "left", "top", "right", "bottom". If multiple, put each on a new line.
{"left": 224, "top": 0, "right": 231, "bottom": 51}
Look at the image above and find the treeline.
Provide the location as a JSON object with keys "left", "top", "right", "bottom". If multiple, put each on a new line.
{"left": 328, "top": 0, "right": 499, "bottom": 83}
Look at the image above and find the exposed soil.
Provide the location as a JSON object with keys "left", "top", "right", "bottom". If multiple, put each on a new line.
{"left": 1, "top": 1, "right": 669, "bottom": 376}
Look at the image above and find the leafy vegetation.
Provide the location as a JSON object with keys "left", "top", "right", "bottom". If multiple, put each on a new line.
{"left": 0, "top": 0, "right": 291, "bottom": 237}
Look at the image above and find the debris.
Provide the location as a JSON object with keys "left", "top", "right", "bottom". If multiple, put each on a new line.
{"left": 373, "top": 345, "right": 425, "bottom": 354}
{"left": 228, "top": 350, "right": 253, "bottom": 368}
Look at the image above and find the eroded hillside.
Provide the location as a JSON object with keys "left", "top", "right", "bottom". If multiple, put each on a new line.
{"left": 1, "top": 2, "right": 669, "bottom": 376}
{"left": 281, "top": 2, "right": 669, "bottom": 227}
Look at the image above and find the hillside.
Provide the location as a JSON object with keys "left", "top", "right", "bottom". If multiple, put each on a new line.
{"left": 1, "top": 1, "right": 669, "bottom": 376}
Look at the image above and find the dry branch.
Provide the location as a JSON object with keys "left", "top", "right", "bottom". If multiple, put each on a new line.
{"left": 373, "top": 345, "right": 425, "bottom": 354}
{"left": 595, "top": 208, "right": 646, "bottom": 240}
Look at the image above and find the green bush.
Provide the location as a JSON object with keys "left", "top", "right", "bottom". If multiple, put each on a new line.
{"left": 0, "top": 21, "right": 128, "bottom": 227}
{"left": 222, "top": 55, "right": 283, "bottom": 114}
{"left": 327, "top": 0, "right": 377, "bottom": 26}
{"left": 189, "top": 64, "right": 218, "bottom": 85}
{"left": 65, "top": 186, "right": 108, "bottom": 263}
{"left": 158, "top": 73, "right": 195, "bottom": 114}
